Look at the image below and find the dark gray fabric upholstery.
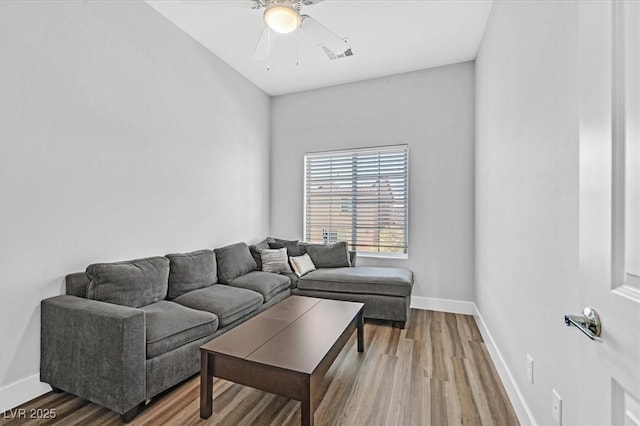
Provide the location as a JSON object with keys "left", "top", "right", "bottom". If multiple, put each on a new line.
{"left": 299, "top": 244, "right": 355, "bottom": 265}
{"left": 40, "top": 295, "right": 145, "bottom": 415}
{"left": 304, "top": 242, "right": 351, "bottom": 268}
{"left": 255, "top": 288, "right": 291, "bottom": 312}
{"left": 281, "top": 272, "right": 299, "bottom": 289}
{"left": 86, "top": 257, "right": 169, "bottom": 308}
{"left": 215, "top": 242, "right": 257, "bottom": 284}
{"left": 269, "top": 239, "right": 305, "bottom": 257}
{"left": 65, "top": 272, "right": 90, "bottom": 298}
{"left": 140, "top": 301, "right": 218, "bottom": 359}
{"left": 229, "top": 271, "right": 290, "bottom": 302}
{"left": 300, "top": 242, "right": 353, "bottom": 261}
{"left": 291, "top": 288, "right": 410, "bottom": 323}
{"left": 145, "top": 333, "right": 213, "bottom": 399}
{"left": 255, "top": 237, "right": 275, "bottom": 252}
{"left": 165, "top": 249, "right": 217, "bottom": 299}
{"left": 298, "top": 266, "right": 413, "bottom": 297}
{"left": 173, "top": 284, "right": 262, "bottom": 326}
{"left": 144, "top": 289, "right": 291, "bottom": 400}
{"left": 249, "top": 245, "right": 263, "bottom": 270}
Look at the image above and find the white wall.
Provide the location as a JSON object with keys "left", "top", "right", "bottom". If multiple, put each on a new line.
{"left": 0, "top": 0, "right": 270, "bottom": 411}
{"left": 271, "top": 63, "right": 475, "bottom": 302}
{"left": 475, "top": 1, "right": 581, "bottom": 425}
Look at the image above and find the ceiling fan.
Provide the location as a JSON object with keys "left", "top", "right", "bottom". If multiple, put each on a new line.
{"left": 250, "top": 0, "right": 353, "bottom": 65}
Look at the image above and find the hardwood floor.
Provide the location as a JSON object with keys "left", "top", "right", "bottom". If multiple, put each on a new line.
{"left": 1, "top": 309, "right": 519, "bottom": 426}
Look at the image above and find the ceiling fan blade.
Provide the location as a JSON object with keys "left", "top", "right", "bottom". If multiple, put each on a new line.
{"left": 252, "top": 26, "right": 299, "bottom": 67}
{"left": 300, "top": 15, "right": 351, "bottom": 57}
{"left": 300, "top": 0, "right": 328, "bottom": 5}
{"left": 252, "top": 26, "right": 271, "bottom": 61}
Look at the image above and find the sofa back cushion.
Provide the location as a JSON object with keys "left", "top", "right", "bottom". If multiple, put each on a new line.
{"left": 86, "top": 256, "right": 169, "bottom": 308}
{"left": 165, "top": 249, "right": 217, "bottom": 299}
{"left": 215, "top": 242, "right": 257, "bottom": 284}
{"left": 65, "top": 272, "right": 91, "bottom": 298}
{"left": 268, "top": 239, "right": 306, "bottom": 257}
{"left": 304, "top": 241, "right": 351, "bottom": 268}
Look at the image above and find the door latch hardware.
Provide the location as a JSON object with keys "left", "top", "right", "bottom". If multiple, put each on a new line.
{"left": 564, "top": 307, "right": 602, "bottom": 341}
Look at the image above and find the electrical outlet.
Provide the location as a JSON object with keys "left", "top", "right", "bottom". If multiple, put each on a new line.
{"left": 552, "top": 389, "right": 562, "bottom": 425}
{"left": 526, "top": 354, "right": 534, "bottom": 384}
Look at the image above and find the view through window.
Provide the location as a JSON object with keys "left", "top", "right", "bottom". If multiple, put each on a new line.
{"left": 304, "top": 145, "right": 409, "bottom": 256}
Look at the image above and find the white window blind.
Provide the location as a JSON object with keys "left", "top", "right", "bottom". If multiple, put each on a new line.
{"left": 304, "top": 145, "right": 409, "bottom": 256}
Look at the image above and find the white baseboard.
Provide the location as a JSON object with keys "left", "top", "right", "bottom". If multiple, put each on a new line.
{"left": 0, "top": 374, "right": 50, "bottom": 414}
{"left": 473, "top": 305, "right": 537, "bottom": 426}
{"left": 410, "top": 296, "right": 476, "bottom": 315}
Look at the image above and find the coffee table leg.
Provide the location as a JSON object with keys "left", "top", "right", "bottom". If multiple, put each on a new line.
{"left": 301, "top": 383, "right": 314, "bottom": 426}
{"left": 357, "top": 310, "right": 364, "bottom": 353}
{"left": 200, "top": 351, "right": 213, "bottom": 419}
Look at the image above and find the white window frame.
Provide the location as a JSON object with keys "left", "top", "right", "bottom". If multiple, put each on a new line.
{"left": 303, "top": 144, "right": 409, "bottom": 259}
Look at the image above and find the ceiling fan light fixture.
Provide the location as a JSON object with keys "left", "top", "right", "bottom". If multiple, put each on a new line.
{"left": 264, "top": 4, "right": 300, "bottom": 34}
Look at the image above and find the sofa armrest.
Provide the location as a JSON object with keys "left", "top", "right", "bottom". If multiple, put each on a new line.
{"left": 40, "top": 295, "right": 145, "bottom": 415}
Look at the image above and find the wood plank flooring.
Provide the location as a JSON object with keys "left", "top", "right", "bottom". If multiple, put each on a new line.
{"left": 0, "top": 309, "right": 519, "bottom": 426}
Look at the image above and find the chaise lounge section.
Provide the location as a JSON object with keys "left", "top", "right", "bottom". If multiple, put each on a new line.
{"left": 251, "top": 238, "right": 414, "bottom": 328}
{"left": 293, "top": 266, "right": 414, "bottom": 328}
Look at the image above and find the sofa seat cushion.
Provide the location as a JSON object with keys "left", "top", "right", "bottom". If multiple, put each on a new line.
{"left": 173, "top": 285, "right": 263, "bottom": 327}
{"left": 280, "top": 272, "right": 299, "bottom": 289}
{"left": 141, "top": 301, "right": 218, "bottom": 359}
{"left": 297, "top": 267, "right": 414, "bottom": 297}
{"left": 229, "top": 271, "right": 290, "bottom": 302}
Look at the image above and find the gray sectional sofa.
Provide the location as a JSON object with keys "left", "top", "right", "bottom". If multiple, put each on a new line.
{"left": 40, "top": 239, "right": 413, "bottom": 421}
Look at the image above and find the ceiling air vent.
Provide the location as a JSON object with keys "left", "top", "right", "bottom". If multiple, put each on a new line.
{"left": 320, "top": 41, "right": 353, "bottom": 60}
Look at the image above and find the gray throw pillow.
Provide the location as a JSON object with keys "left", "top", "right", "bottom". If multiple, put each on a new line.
{"left": 249, "top": 245, "right": 263, "bottom": 270}
{"left": 305, "top": 242, "right": 351, "bottom": 268}
{"left": 215, "top": 242, "right": 257, "bottom": 284}
{"left": 269, "top": 239, "right": 305, "bottom": 257}
{"left": 249, "top": 237, "right": 276, "bottom": 270}
{"left": 260, "top": 248, "right": 293, "bottom": 274}
{"left": 165, "top": 249, "right": 217, "bottom": 299}
{"left": 255, "top": 237, "right": 275, "bottom": 252}
{"left": 86, "top": 256, "right": 169, "bottom": 308}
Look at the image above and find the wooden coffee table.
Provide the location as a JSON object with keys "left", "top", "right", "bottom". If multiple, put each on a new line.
{"left": 200, "top": 295, "right": 364, "bottom": 426}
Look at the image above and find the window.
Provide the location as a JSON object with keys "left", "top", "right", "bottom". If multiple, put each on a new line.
{"left": 304, "top": 145, "right": 409, "bottom": 256}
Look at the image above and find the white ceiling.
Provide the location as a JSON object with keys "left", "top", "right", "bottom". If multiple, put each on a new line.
{"left": 146, "top": 0, "right": 493, "bottom": 96}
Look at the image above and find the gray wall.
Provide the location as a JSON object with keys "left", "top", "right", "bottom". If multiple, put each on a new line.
{"left": 0, "top": 0, "right": 270, "bottom": 408}
{"left": 475, "top": 1, "right": 580, "bottom": 424}
{"left": 270, "top": 63, "right": 475, "bottom": 302}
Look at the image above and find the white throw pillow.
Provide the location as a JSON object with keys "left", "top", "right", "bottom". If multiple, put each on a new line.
{"left": 289, "top": 253, "right": 317, "bottom": 277}
{"left": 260, "top": 248, "right": 292, "bottom": 274}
